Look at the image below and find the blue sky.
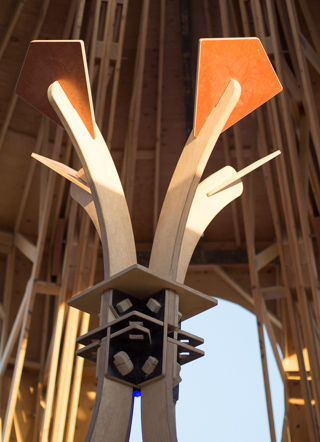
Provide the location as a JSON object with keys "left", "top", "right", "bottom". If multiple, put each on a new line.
{"left": 129, "top": 298, "right": 284, "bottom": 441}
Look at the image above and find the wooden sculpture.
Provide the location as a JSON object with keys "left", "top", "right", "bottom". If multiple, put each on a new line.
{"left": 15, "top": 37, "right": 282, "bottom": 441}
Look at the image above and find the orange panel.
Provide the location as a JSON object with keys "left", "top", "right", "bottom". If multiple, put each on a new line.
{"left": 194, "top": 38, "right": 282, "bottom": 137}
{"left": 15, "top": 40, "right": 96, "bottom": 138}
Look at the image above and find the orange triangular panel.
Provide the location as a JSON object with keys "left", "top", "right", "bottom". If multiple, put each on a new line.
{"left": 194, "top": 38, "right": 282, "bottom": 137}
{"left": 16, "top": 40, "right": 96, "bottom": 138}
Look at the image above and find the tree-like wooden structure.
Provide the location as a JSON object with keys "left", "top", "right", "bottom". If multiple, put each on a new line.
{"left": 9, "top": 37, "right": 281, "bottom": 441}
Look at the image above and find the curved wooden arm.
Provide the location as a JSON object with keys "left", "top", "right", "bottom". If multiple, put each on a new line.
{"left": 176, "top": 166, "right": 243, "bottom": 283}
{"left": 48, "top": 80, "right": 136, "bottom": 278}
{"left": 149, "top": 79, "right": 241, "bottom": 280}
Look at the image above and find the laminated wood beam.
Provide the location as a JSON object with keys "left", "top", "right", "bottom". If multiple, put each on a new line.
{"left": 48, "top": 80, "right": 137, "bottom": 278}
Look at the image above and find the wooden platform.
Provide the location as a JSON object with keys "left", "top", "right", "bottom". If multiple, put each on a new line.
{"left": 68, "top": 264, "right": 218, "bottom": 321}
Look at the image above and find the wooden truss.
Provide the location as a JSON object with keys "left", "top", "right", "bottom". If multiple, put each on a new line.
{"left": 0, "top": 0, "right": 320, "bottom": 441}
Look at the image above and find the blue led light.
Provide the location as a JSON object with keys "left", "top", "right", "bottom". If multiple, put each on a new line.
{"left": 132, "top": 390, "right": 141, "bottom": 397}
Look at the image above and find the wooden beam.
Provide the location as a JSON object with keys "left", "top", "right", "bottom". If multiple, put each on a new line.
{"left": 297, "top": 0, "right": 320, "bottom": 55}
{"left": 0, "top": 230, "right": 13, "bottom": 254}
{"left": 0, "top": 0, "right": 52, "bottom": 152}
{"left": 13, "top": 232, "right": 36, "bottom": 263}
{"left": 65, "top": 231, "right": 99, "bottom": 442}
{"left": 0, "top": 304, "right": 5, "bottom": 322}
{"left": 299, "top": 32, "right": 320, "bottom": 76}
{"left": 50, "top": 214, "right": 91, "bottom": 442}
{"left": 105, "top": 0, "right": 129, "bottom": 145}
{"left": 234, "top": 123, "right": 276, "bottom": 442}
{"left": 2, "top": 130, "right": 62, "bottom": 442}
{"left": 153, "top": 0, "right": 165, "bottom": 234}
{"left": 284, "top": 0, "right": 320, "bottom": 167}
{"left": 32, "top": 294, "right": 50, "bottom": 442}
{"left": 33, "top": 281, "right": 61, "bottom": 296}
{"left": 0, "top": 0, "right": 25, "bottom": 62}
{"left": 14, "top": 120, "right": 47, "bottom": 233}
{"left": 121, "top": 0, "right": 150, "bottom": 212}
{"left": 0, "top": 278, "right": 30, "bottom": 377}
{"left": 39, "top": 201, "right": 78, "bottom": 441}
{"left": 210, "top": 264, "right": 282, "bottom": 330}
{"left": 266, "top": 0, "right": 320, "bottom": 391}
{"left": 255, "top": 243, "right": 279, "bottom": 272}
